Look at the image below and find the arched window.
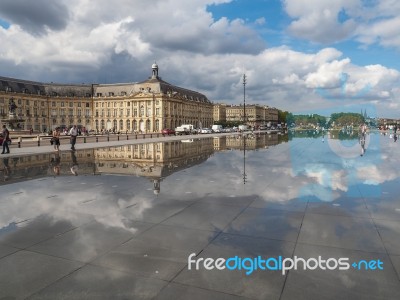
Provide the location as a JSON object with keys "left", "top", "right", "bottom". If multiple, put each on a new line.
{"left": 113, "top": 119, "right": 117, "bottom": 130}
{"left": 146, "top": 119, "right": 151, "bottom": 132}
{"left": 140, "top": 105, "right": 144, "bottom": 116}
{"left": 119, "top": 120, "right": 123, "bottom": 130}
{"left": 95, "top": 120, "right": 99, "bottom": 129}
{"left": 101, "top": 120, "right": 105, "bottom": 129}
{"left": 155, "top": 119, "right": 160, "bottom": 131}
{"left": 126, "top": 119, "right": 131, "bottom": 130}
{"left": 133, "top": 120, "right": 137, "bottom": 131}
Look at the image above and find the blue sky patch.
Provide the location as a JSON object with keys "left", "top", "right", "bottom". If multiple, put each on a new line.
{"left": 0, "top": 18, "right": 10, "bottom": 29}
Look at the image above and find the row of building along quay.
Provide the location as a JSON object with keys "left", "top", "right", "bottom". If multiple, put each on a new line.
{"left": 0, "top": 63, "right": 278, "bottom": 134}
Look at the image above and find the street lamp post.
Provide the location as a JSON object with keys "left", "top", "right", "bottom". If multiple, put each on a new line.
{"left": 243, "top": 74, "right": 246, "bottom": 125}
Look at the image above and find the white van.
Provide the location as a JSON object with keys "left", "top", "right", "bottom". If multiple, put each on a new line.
{"left": 212, "top": 125, "right": 223, "bottom": 133}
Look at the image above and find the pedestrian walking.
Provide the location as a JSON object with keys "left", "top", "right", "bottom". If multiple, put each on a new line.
{"left": 69, "top": 125, "right": 78, "bottom": 150}
{"left": 1, "top": 125, "right": 10, "bottom": 154}
{"left": 52, "top": 127, "right": 61, "bottom": 151}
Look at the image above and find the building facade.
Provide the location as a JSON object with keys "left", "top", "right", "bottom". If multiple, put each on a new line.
{"left": 223, "top": 104, "right": 279, "bottom": 127}
{"left": 0, "top": 64, "right": 213, "bottom": 132}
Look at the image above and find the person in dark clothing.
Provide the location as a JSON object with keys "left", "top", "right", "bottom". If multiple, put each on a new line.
{"left": 1, "top": 125, "right": 10, "bottom": 154}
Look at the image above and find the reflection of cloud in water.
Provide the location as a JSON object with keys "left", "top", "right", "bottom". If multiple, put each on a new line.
{"left": 0, "top": 178, "right": 156, "bottom": 234}
{"left": 357, "top": 165, "right": 400, "bottom": 185}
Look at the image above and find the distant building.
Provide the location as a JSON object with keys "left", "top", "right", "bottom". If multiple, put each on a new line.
{"left": 213, "top": 103, "right": 227, "bottom": 123}
{"left": 219, "top": 104, "right": 278, "bottom": 127}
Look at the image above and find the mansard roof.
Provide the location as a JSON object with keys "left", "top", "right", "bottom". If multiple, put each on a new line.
{"left": 0, "top": 64, "right": 211, "bottom": 103}
{"left": 0, "top": 76, "right": 92, "bottom": 97}
{"left": 137, "top": 76, "right": 211, "bottom": 104}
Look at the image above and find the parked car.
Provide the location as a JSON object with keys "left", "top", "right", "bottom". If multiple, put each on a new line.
{"left": 162, "top": 128, "right": 175, "bottom": 135}
{"left": 200, "top": 128, "right": 212, "bottom": 134}
{"left": 0, "top": 134, "right": 11, "bottom": 146}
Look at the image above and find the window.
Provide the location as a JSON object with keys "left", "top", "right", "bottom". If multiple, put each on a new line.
{"left": 156, "top": 108, "right": 160, "bottom": 116}
{"left": 126, "top": 109, "right": 130, "bottom": 116}
{"left": 146, "top": 120, "right": 151, "bottom": 131}
{"left": 146, "top": 108, "right": 151, "bottom": 117}
{"left": 134, "top": 108, "right": 137, "bottom": 117}
{"left": 86, "top": 103, "right": 90, "bottom": 107}
{"left": 69, "top": 102, "right": 73, "bottom": 107}
{"left": 61, "top": 102, "right": 64, "bottom": 107}
{"left": 126, "top": 119, "right": 130, "bottom": 130}
{"left": 109, "top": 92, "right": 114, "bottom": 97}
{"left": 140, "top": 106, "right": 144, "bottom": 117}
{"left": 26, "top": 100, "right": 30, "bottom": 105}
{"left": 155, "top": 119, "right": 160, "bottom": 131}
{"left": 119, "top": 120, "right": 123, "bottom": 130}
{"left": 97, "top": 93, "right": 102, "bottom": 97}
{"left": 78, "top": 102, "right": 81, "bottom": 107}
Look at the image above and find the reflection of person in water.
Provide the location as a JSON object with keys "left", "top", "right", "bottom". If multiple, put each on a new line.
{"left": 360, "top": 135, "right": 366, "bottom": 156}
{"left": 70, "top": 151, "right": 79, "bottom": 176}
{"left": 2, "top": 158, "right": 11, "bottom": 181}
{"left": 50, "top": 152, "right": 61, "bottom": 176}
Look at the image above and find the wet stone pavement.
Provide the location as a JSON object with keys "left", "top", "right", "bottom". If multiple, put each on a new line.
{"left": 0, "top": 132, "right": 399, "bottom": 299}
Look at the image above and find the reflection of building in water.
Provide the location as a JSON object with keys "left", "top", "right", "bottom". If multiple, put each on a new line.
{"left": 93, "top": 138, "right": 214, "bottom": 194}
{"left": 0, "top": 134, "right": 287, "bottom": 189}
{"left": 223, "top": 133, "right": 280, "bottom": 150}
{"left": 0, "top": 150, "right": 95, "bottom": 185}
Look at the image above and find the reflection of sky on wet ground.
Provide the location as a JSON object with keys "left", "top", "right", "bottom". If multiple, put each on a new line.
{"left": 1, "top": 132, "right": 400, "bottom": 299}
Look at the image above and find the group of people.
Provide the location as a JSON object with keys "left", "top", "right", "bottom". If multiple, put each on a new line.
{"left": 52, "top": 125, "right": 78, "bottom": 151}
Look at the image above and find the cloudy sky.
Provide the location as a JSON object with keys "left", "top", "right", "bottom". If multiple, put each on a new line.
{"left": 1, "top": 0, "right": 400, "bottom": 117}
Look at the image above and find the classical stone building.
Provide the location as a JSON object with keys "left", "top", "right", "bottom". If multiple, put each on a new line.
{"left": 220, "top": 104, "right": 279, "bottom": 127}
{"left": 92, "top": 63, "right": 213, "bottom": 133}
{"left": 213, "top": 103, "right": 227, "bottom": 123}
{"left": 0, "top": 64, "right": 213, "bottom": 132}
